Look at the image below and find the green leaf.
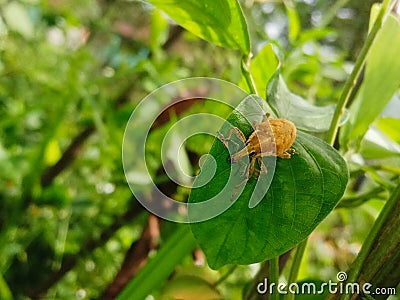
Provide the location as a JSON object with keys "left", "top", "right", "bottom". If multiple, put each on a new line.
{"left": 147, "top": 0, "right": 250, "bottom": 55}
{"left": 345, "top": 184, "right": 400, "bottom": 298}
{"left": 44, "top": 139, "right": 61, "bottom": 166}
{"left": 357, "top": 184, "right": 400, "bottom": 294}
{"left": 150, "top": 8, "right": 169, "bottom": 52}
{"left": 117, "top": 225, "right": 197, "bottom": 300}
{"left": 360, "top": 126, "right": 400, "bottom": 159}
{"left": 267, "top": 73, "right": 348, "bottom": 132}
{"left": 240, "top": 43, "right": 280, "bottom": 96}
{"left": 339, "top": 5, "right": 400, "bottom": 149}
{"left": 189, "top": 96, "right": 348, "bottom": 269}
{"left": 375, "top": 117, "right": 400, "bottom": 144}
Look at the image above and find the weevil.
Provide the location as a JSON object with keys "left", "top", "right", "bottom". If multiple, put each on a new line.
{"left": 217, "top": 113, "right": 296, "bottom": 197}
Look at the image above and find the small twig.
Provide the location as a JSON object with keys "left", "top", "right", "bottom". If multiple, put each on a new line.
{"left": 241, "top": 55, "right": 258, "bottom": 95}
{"left": 318, "top": 0, "right": 351, "bottom": 28}
{"left": 325, "top": 0, "right": 397, "bottom": 145}
{"left": 162, "top": 26, "right": 184, "bottom": 51}
{"left": 100, "top": 215, "right": 159, "bottom": 300}
{"left": 29, "top": 199, "right": 144, "bottom": 298}
{"left": 269, "top": 257, "right": 280, "bottom": 300}
{"left": 212, "top": 265, "right": 237, "bottom": 287}
{"left": 336, "top": 186, "right": 387, "bottom": 208}
{"left": 40, "top": 126, "right": 95, "bottom": 187}
{"left": 40, "top": 23, "right": 185, "bottom": 189}
{"left": 341, "top": 183, "right": 400, "bottom": 300}
{"left": 284, "top": 240, "right": 307, "bottom": 300}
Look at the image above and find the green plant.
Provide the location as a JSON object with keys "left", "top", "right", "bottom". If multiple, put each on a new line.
{"left": 119, "top": 0, "right": 400, "bottom": 299}
{"left": 1, "top": 0, "right": 400, "bottom": 299}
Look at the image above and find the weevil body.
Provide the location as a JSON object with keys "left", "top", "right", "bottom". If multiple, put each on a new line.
{"left": 218, "top": 113, "right": 296, "bottom": 197}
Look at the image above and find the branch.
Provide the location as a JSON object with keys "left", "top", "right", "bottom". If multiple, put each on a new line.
{"left": 325, "top": 0, "right": 397, "bottom": 145}
{"left": 30, "top": 17, "right": 186, "bottom": 297}
{"left": 40, "top": 126, "right": 95, "bottom": 187}
{"left": 29, "top": 198, "right": 144, "bottom": 298}
{"left": 100, "top": 215, "right": 159, "bottom": 300}
{"left": 162, "top": 26, "right": 184, "bottom": 51}
{"left": 39, "top": 25, "right": 185, "bottom": 188}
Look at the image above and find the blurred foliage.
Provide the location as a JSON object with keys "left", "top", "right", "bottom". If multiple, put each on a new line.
{"left": 0, "top": 0, "right": 399, "bottom": 299}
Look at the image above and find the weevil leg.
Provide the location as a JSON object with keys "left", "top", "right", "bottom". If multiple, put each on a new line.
{"left": 251, "top": 153, "right": 268, "bottom": 178}
{"left": 239, "top": 160, "right": 250, "bottom": 177}
{"left": 231, "top": 156, "right": 256, "bottom": 200}
{"left": 230, "top": 159, "right": 248, "bottom": 177}
{"left": 228, "top": 127, "right": 246, "bottom": 143}
{"left": 248, "top": 156, "right": 257, "bottom": 178}
{"left": 253, "top": 166, "right": 260, "bottom": 180}
{"left": 217, "top": 127, "right": 246, "bottom": 152}
{"left": 278, "top": 149, "right": 294, "bottom": 159}
{"left": 232, "top": 176, "right": 247, "bottom": 200}
{"left": 257, "top": 157, "right": 268, "bottom": 175}
{"left": 239, "top": 155, "right": 255, "bottom": 178}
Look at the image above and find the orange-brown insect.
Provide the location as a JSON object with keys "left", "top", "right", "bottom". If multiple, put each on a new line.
{"left": 218, "top": 113, "right": 296, "bottom": 197}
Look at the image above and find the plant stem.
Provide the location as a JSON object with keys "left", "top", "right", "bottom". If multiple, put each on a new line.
{"left": 342, "top": 183, "right": 400, "bottom": 300}
{"left": 269, "top": 256, "right": 280, "bottom": 300}
{"left": 213, "top": 265, "right": 237, "bottom": 287}
{"left": 336, "top": 186, "right": 386, "bottom": 208}
{"left": 318, "top": 0, "right": 351, "bottom": 28}
{"left": 241, "top": 55, "right": 258, "bottom": 95}
{"left": 278, "top": 0, "right": 396, "bottom": 293}
{"left": 285, "top": 239, "right": 307, "bottom": 300}
{"left": 325, "top": 0, "right": 396, "bottom": 146}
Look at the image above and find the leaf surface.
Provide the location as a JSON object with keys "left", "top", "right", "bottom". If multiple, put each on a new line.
{"left": 241, "top": 43, "right": 279, "bottom": 96}
{"left": 267, "top": 74, "right": 348, "bottom": 132}
{"left": 189, "top": 96, "right": 348, "bottom": 269}
{"left": 339, "top": 5, "right": 400, "bottom": 149}
{"left": 148, "top": 0, "right": 250, "bottom": 54}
